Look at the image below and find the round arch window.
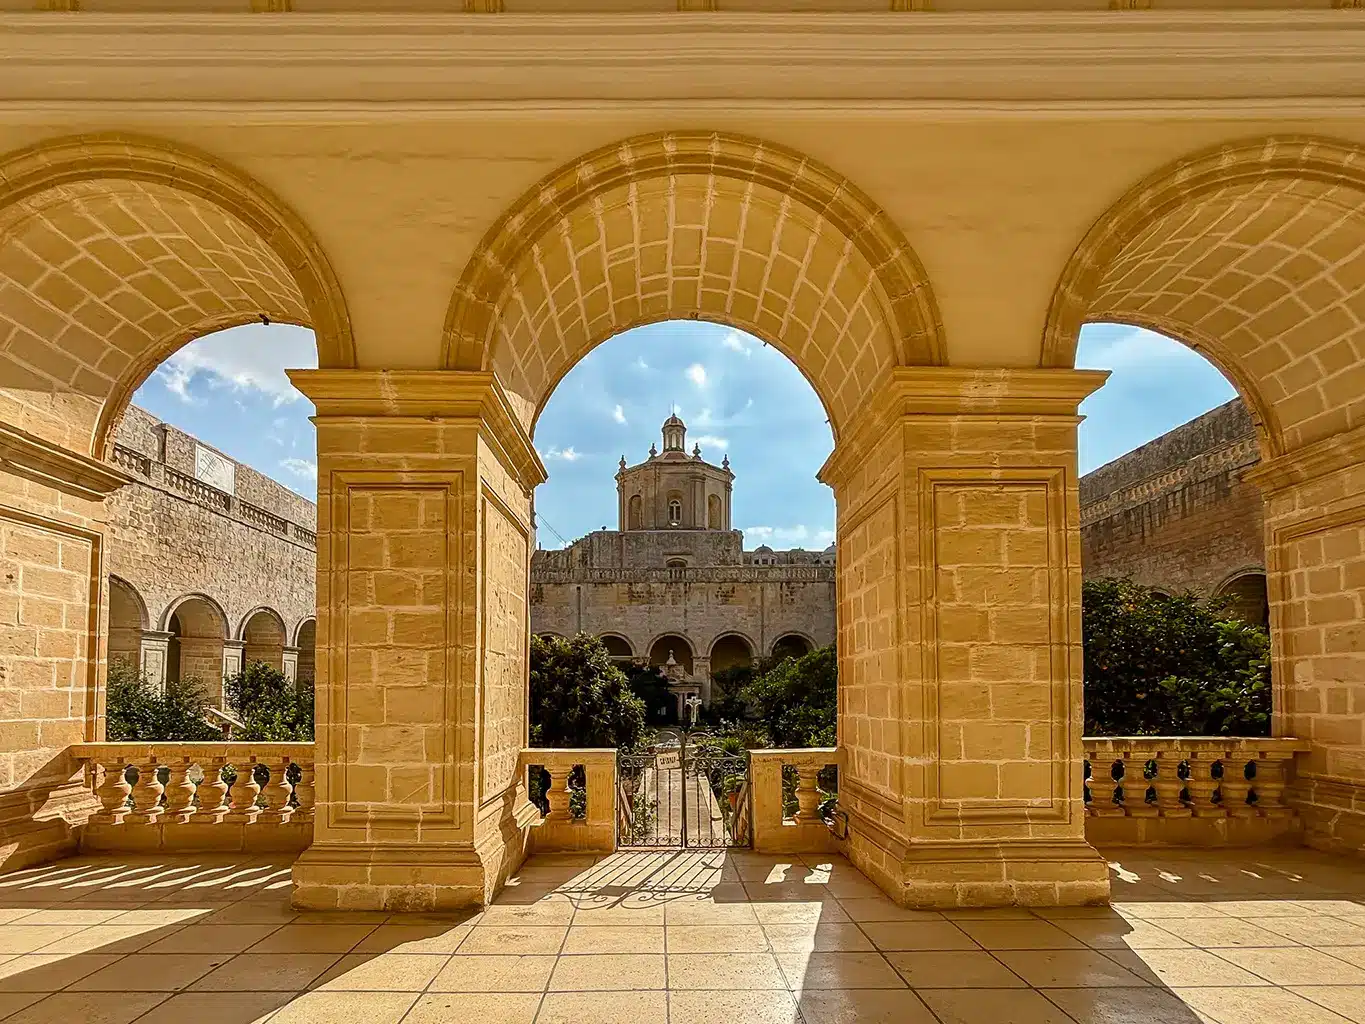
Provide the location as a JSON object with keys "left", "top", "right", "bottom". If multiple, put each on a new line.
{"left": 668, "top": 498, "right": 682, "bottom": 525}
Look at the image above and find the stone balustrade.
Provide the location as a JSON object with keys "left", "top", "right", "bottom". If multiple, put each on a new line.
{"left": 1083, "top": 736, "right": 1311, "bottom": 846}
{"left": 73, "top": 742, "right": 315, "bottom": 853}
{"left": 522, "top": 748, "right": 617, "bottom": 853}
{"left": 750, "top": 748, "right": 840, "bottom": 854}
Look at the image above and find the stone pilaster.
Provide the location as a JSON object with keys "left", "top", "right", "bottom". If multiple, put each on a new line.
{"left": 139, "top": 630, "right": 173, "bottom": 690}
{"left": 819, "top": 368, "right": 1110, "bottom": 908}
{"left": 286, "top": 369, "right": 546, "bottom": 912}
{"left": 221, "top": 639, "right": 245, "bottom": 683}
{"left": 282, "top": 646, "right": 300, "bottom": 683}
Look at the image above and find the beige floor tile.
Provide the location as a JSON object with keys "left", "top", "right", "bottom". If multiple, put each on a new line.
{"left": 795, "top": 988, "right": 938, "bottom": 1024}
{"left": 13, "top": 923, "right": 172, "bottom": 956}
{"left": 1042, "top": 986, "right": 1214, "bottom": 1024}
{"left": 310, "top": 952, "right": 448, "bottom": 991}
{"left": 885, "top": 950, "right": 1027, "bottom": 988}
{"left": 666, "top": 924, "right": 769, "bottom": 952}
{"left": 403, "top": 992, "right": 542, "bottom": 1024}
{"left": 956, "top": 920, "right": 1089, "bottom": 950}
{"left": 861, "top": 920, "right": 979, "bottom": 951}
{"left": 1215, "top": 901, "right": 1325, "bottom": 918}
{"left": 1173, "top": 986, "right": 1357, "bottom": 1024}
{"left": 1113, "top": 902, "right": 1233, "bottom": 920}
{"left": 141, "top": 923, "right": 282, "bottom": 954}
{"left": 548, "top": 952, "right": 665, "bottom": 990}
{"left": 103, "top": 907, "right": 206, "bottom": 926}
{"left": 750, "top": 899, "right": 851, "bottom": 925}
{"left": 1261, "top": 917, "right": 1365, "bottom": 946}
{"left": 918, "top": 987, "right": 1077, "bottom": 1024}
{"left": 1103, "top": 947, "right": 1272, "bottom": 987}
{"left": 428, "top": 953, "right": 556, "bottom": 991}
{"left": 245, "top": 923, "right": 376, "bottom": 954}
{"left": 835, "top": 898, "right": 945, "bottom": 923}
{"left": 350, "top": 923, "right": 473, "bottom": 954}
{"left": 455, "top": 924, "right": 567, "bottom": 955}
{"left": 942, "top": 908, "right": 1040, "bottom": 921}
{"left": 0, "top": 924, "right": 91, "bottom": 954}
{"left": 9, "top": 908, "right": 129, "bottom": 926}
{"left": 561, "top": 924, "right": 665, "bottom": 953}
{"left": 570, "top": 898, "right": 667, "bottom": 927}
{"left": 0, "top": 993, "right": 45, "bottom": 1019}
{"left": 1216, "top": 946, "right": 1365, "bottom": 986}
{"left": 267, "top": 990, "right": 418, "bottom": 1024}
{"left": 1154, "top": 916, "right": 1298, "bottom": 948}
{"left": 198, "top": 901, "right": 300, "bottom": 926}
{"left": 763, "top": 923, "right": 874, "bottom": 952}
{"left": 130, "top": 990, "right": 294, "bottom": 1024}
{"left": 481, "top": 897, "right": 577, "bottom": 926}
{"left": 666, "top": 952, "right": 788, "bottom": 989}
{"left": 1289, "top": 987, "right": 1365, "bottom": 1024}
{"left": 1293, "top": 901, "right": 1365, "bottom": 918}
{"left": 1051, "top": 916, "right": 1192, "bottom": 950}
{"left": 0, "top": 953, "right": 125, "bottom": 991}
{"left": 1329, "top": 948, "right": 1365, "bottom": 969}
{"left": 0, "top": 990, "right": 170, "bottom": 1024}
{"left": 993, "top": 949, "right": 1151, "bottom": 988}
{"left": 824, "top": 876, "right": 894, "bottom": 900}
{"left": 189, "top": 953, "right": 343, "bottom": 991}
{"left": 776, "top": 950, "right": 906, "bottom": 990}
{"left": 536, "top": 990, "right": 668, "bottom": 1024}
{"left": 67, "top": 952, "right": 231, "bottom": 991}
{"left": 667, "top": 989, "right": 801, "bottom": 1024}
{"left": 665, "top": 899, "right": 760, "bottom": 926}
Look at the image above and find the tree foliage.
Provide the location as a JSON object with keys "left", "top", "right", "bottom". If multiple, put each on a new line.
{"left": 1083, "top": 576, "right": 1270, "bottom": 737}
{"left": 623, "top": 663, "right": 675, "bottom": 725}
{"left": 105, "top": 660, "right": 220, "bottom": 742}
{"left": 224, "top": 661, "right": 315, "bottom": 742}
{"left": 734, "top": 644, "right": 837, "bottom": 748}
{"left": 530, "top": 633, "right": 647, "bottom": 749}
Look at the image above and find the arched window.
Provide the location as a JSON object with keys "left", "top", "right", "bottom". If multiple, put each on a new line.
{"left": 707, "top": 494, "right": 721, "bottom": 529}
{"left": 668, "top": 498, "right": 682, "bottom": 526}
{"left": 666, "top": 557, "right": 687, "bottom": 569}
{"left": 628, "top": 494, "right": 643, "bottom": 529}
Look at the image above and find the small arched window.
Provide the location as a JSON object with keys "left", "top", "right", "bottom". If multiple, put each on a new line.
{"left": 668, "top": 498, "right": 682, "bottom": 526}
{"left": 628, "top": 494, "right": 643, "bottom": 530}
{"left": 707, "top": 494, "right": 721, "bottom": 530}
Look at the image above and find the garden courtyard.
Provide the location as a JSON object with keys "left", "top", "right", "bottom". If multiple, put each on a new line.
{"left": 0, "top": 847, "right": 1361, "bottom": 1024}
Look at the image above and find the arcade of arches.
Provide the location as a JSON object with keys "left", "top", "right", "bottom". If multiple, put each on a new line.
{"left": 2, "top": 112, "right": 1365, "bottom": 913}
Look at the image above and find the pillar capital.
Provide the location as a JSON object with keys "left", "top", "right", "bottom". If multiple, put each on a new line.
{"left": 287, "top": 368, "right": 547, "bottom": 493}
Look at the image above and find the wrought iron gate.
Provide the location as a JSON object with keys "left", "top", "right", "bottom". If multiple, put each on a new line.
{"left": 617, "top": 739, "right": 751, "bottom": 849}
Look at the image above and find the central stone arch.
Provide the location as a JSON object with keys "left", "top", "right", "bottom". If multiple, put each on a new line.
{"left": 441, "top": 130, "right": 946, "bottom": 434}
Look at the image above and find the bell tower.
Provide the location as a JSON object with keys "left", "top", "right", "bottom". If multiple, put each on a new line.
{"left": 661, "top": 413, "right": 686, "bottom": 452}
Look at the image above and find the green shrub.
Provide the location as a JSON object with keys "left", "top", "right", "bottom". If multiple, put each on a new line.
{"left": 105, "top": 660, "right": 220, "bottom": 742}
{"left": 223, "top": 661, "right": 314, "bottom": 742}
{"left": 735, "top": 645, "right": 837, "bottom": 748}
{"left": 529, "top": 633, "right": 647, "bottom": 750}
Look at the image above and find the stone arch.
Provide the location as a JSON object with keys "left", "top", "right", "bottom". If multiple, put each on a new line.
{"left": 1215, "top": 568, "right": 1271, "bottom": 629}
{"left": 239, "top": 606, "right": 287, "bottom": 672}
{"left": 1042, "top": 135, "right": 1365, "bottom": 458}
{"left": 294, "top": 616, "right": 317, "bottom": 687}
{"left": 707, "top": 493, "right": 722, "bottom": 530}
{"left": 599, "top": 633, "right": 634, "bottom": 660}
{"left": 648, "top": 633, "right": 694, "bottom": 677}
{"left": 628, "top": 493, "right": 643, "bottom": 530}
{"left": 0, "top": 132, "right": 355, "bottom": 458}
{"left": 709, "top": 632, "right": 754, "bottom": 675}
{"left": 442, "top": 130, "right": 945, "bottom": 437}
{"left": 107, "top": 575, "right": 147, "bottom": 673}
{"left": 160, "top": 592, "right": 228, "bottom": 692}
{"left": 771, "top": 632, "right": 815, "bottom": 662}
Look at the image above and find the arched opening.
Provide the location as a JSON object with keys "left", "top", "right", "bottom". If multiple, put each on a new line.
{"left": 709, "top": 633, "right": 753, "bottom": 675}
{"left": 107, "top": 576, "right": 146, "bottom": 673}
{"left": 241, "top": 607, "right": 287, "bottom": 672}
{"left": 628, "top": 494, "right": 643, "bottom": 529}
{"left": 771, "top": 633, "right": 813, "bottom": 663}
{"left": 649, "top": 634, "right": 694, "bottom": 677}
{"left": 707, "top": 494, "right": 722, "bottom": 530}
{"left": 600, "top": 634, "right": 634, "bottom": 661}
{"left": 667, "top": 495, "right": 683, "bottom": 528}
{"left": 164, "top": 595, "right": 227, "bottom": 699}
{"left": 295, "top": 617, "right": 317, "bottom": 687}
{"left": 1217, "top": 571, "right": 1270, "bottom": 629}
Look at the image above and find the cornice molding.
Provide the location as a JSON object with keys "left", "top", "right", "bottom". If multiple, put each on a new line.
{"left": 0, "top": 422, "right": 133, "bottom": 501}
{"left": 3, "top": 13, "right": 1365, "bottom": 114}
{"left": 288, "top": 368, "right": 547, "bottom": 492}
{"left": 818, "top": 367, "right": 1106, "bottom": 488}
{"left": 1243, "top": 422, "right": 1365, "bottom": 497}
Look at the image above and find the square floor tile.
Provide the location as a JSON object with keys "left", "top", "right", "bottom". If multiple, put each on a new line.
{"left": 9, "top": 908, "right": 128, "bottom": 926}
{"left": 455, "top": 924, "right": 567, "bottom": 955}
{"left": 665, "top": 900, "right": 761, "bottom": 926}
{"left": 862, "top": 920, "right": 979, "bottom": 951}
{"left": 0, "top": 953, "right": 125, "bottom": 991}
{"left": 68, "top": 953, "right": 231, "bottom": 991}
{"left": 267, "top": 990, "right": 418, "bottom": 1024}
{"left": 482, "top": 897, "right": 577, "bottom": 926}
{"left": 548, "top": 952, "right": 665, "bottom": 990}
{"left": 918, "top": 987, "right": 1077, "bottom": 1024}
{"left": 885, "top": 950, "right": 1027, "bottom": 988}
{"left": 1260, "top": 917, "right": 1365, "bottom": 946}
{"left": 129, "top": 990, "right": 294, "bottom": 1024}
{"left": 1154, "top": 917, "right": 1297, "bottom": 948}
{"left": 763, "top": 923, "right": 875, "bottom": 952}
{"left": 1215, "top": 946, "right": 1365, "bottom": 986}
{"left": 19, "top": 923, "right": 175, "bottom": 956}
{"left": 1102, "top": 947, "right": 1272, "bottom": 987}
{"left": 993, "top": 949, "right": 1151, "bottom": 988}
{"left": 189, "top": 952, "right": 343, "bottom": 991}
{"left": 666, "top": 952, "right": 787, "bottom": 989}
{"left": 141, "top": 923, "right": 281, "bottom": 954}
{"left": 1288, "top": 987, "right": 1365, "bottom": 1024}
{"left": 1051, "top": 916, "right": 1192, "bottom": 950}
{"left": 428, "top": 953, "right": 556, "bottom": 992}
{"left": 835, "top": 898, "right": 945, "bottom": 924}
{"left": 350, "top": 923, "right": 473, "bottom": 954}
{"left": 668, "top": 989, "right": 801, "bottom": 1024}
{"left": 1173, "top": 986, "right": 1359, "bottom": 1024}
{"left": 570, "top": 898, "right": 667, "bottom": 927}
{"left": 562, "top": 924, "right": 665, "bottom": 953}
{"left": 536, "top": 990, "right": 668, "bottom": 1024}
{"left": 0, "top": 924, "right": 91, "bottom": 954}
{"left": 794, "top": 988, "right": 944, "bottom": 1024}
{"left": 776, "top": 951, "right": 906, "bottom": 990}
{"left": 956, "top": 920, "right": 1088, "bottom": 951}
{"left": 1042, "top": 987, "right": 1216, "bottom": 1024}
{"left": 402, "top": 992, "right": 541, "bottom": 1024}
{"left": 750, "top": 899, "right": 851, "bottom": 925}
{"left": 0, "top": 990, "right": 170, "bottom": 1024}
{"left": 245, "top": 923, "right": 376, "bottom": 954}
{"left": 311, "top": 953, "right": 448, "bottom": 991}
{"left": 667, "top": 924, "right": 769, "bottom": 952}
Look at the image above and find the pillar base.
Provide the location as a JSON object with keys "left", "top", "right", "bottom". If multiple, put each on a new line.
{"left": 843, "top": 810, "right": 1110, "bottom": 909}
{"left": 291, "top": 843, "right": 495, "bottom": 912}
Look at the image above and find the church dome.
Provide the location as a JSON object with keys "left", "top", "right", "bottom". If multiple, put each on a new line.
{"left": 663, "top": 413, "right": 684, "bottom": 429}
{"left": 755, "top": 544, "right": 774, "bottom": 554}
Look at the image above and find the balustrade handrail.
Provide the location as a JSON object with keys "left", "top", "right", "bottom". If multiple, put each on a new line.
{"left": 1083, "top": 736, "right": 1307, "bottom": 751}
{"left": 74, "top": 741, "right": 314, "bottom": 758}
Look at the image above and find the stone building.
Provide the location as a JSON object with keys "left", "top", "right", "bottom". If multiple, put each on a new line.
{"left": 1080, "top": 399, "right": 1268, "bottom": 626}
{"left": 530, "top": 415, "right": 836, "bottom": 704}
{"left": 105, "top": 405, "right": 318, "bottom": 703}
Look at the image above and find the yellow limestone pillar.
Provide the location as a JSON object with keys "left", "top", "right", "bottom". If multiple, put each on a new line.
{"left": 819, "top": 368, "right": 1111, "bottom": 908}
{"left": 287, "top": 370, "right": 545, "bottom": 912}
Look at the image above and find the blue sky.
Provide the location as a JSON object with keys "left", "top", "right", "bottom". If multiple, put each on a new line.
{"left": 132, "top": 320, "right": 1238, "bottom": 548}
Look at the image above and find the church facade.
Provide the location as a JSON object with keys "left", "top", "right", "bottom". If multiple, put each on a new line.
{"left": 529, "top": 416, "right": 837, "bottom": 701}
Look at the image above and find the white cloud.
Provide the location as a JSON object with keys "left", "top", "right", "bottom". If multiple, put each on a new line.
{"left": 741, "top": 524, "right": 835, "bottom": 549}
{"left": 153, "top": 322, "right": 317, "bottom": 407}
{"left": 280, "top": 457, "right": 317, "bottom": 481}
{"left": 612, "top": 404, "right": 627, "bottom": 424}
{"left": 693, "top": 434, "right": 729, "bottom": 452}
{"left": 686, "top": 363, "right": 708, "bottom": 388}
{"left": 721, "top": 330, "right": 752, "bottom": 356}
{"left": 542, "top": 446, "right": 582, "bottom": 462}
{"left": 633, "top": 356, "right": 650, "bottom": 371}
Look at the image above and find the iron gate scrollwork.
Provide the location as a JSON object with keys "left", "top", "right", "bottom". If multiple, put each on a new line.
{"left": 617, "top": 725, "right": 752, "bottom": 849}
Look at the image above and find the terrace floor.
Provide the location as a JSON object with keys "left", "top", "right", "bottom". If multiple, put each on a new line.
{"left": 0, "top": 846, "right": 1362, "bottom": 1024}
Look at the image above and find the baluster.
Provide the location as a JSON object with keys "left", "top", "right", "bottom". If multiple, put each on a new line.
{"left": 91, "top": 759, "right": 132, "bottom": 824}
{"left": 1222, "top": 757, "right": 1256, "bottom": 818}
{"left": 194, "top": 755, "right": 231, "bottom": 823}
{"left": 128, "top": 758, "right": 164, "bottom": 823}
{"left": 1152, "top": 751, "right": 1192, "bottom": 817}
{"left": 1083, "top": 758, "right": 1094, "bottom": 815}
{"left": 1090, "top": 758, "right": 1125, "bottom": 817}
{"left": 293, "top": 758, "right": 316, "bottom": 825}
{"left": 793, "top": 763, "right": 823, "bottom": 824}
{"left": 1186, "top": 753, "right": 1225, "bottom": 817}
{"left": 225, "top": 760, "right": 261, "bottom": 824}
{"left": 1254, "top": 754, "right": 1292, "bottom": 817}
{"left": 162, "top": 756, "right": 197, "bottom": 823}
{"left": 545, "top": 766, "right": 572, "bottom": 823}
{"left": 1126, "top": 752, "right": 1160, "bottom": 818}
{"left": 257, "top": 757, "right": 294, "bottom": 824}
